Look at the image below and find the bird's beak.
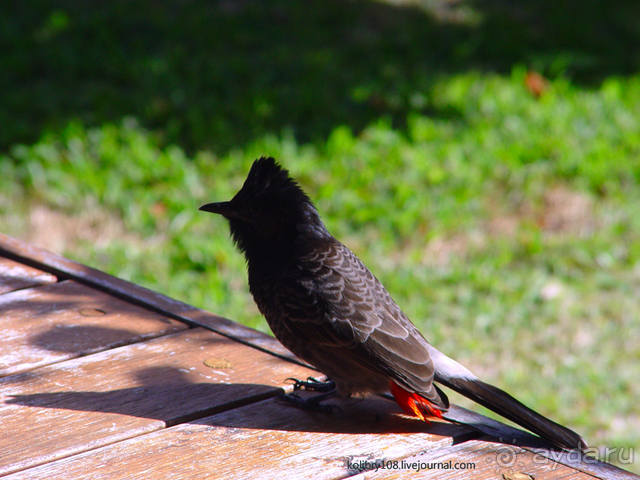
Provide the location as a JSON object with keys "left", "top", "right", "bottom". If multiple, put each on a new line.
{"left": 199, "top": 201, "right": 233, "bottom": 216}
{"left": 199, "top": 201, "right": 245, "bottom": 220}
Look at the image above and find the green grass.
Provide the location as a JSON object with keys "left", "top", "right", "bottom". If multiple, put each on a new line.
{"left": 2, "top": 0, "right": 639, "bottom": 471}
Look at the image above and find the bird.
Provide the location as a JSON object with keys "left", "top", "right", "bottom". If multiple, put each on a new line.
{"left": 199, "top": 156, "right": 587, "bottom": 451}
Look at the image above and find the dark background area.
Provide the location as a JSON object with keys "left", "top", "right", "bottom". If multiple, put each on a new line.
{"left": 3, "top": 0, "right": 639, "bottom": 152}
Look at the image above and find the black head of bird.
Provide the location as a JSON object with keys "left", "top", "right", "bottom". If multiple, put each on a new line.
{"left": 199, "top": 157, "right": 330, "bottom": 261}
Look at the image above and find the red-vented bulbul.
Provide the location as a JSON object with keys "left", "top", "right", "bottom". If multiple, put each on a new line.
{"left": 200, "top": 157, "right": 587, "bottom": 451}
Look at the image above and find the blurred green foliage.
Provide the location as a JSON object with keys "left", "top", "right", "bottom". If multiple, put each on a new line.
{"left": 1, "top": 0, "right": 639, "bottom": 469}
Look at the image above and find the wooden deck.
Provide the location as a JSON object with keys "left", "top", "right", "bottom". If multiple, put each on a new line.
{"left": 0, "top": 233, "right": 636, "bottom": 479}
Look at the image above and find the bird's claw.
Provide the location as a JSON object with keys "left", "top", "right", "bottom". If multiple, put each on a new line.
{"left": 285, "top": 376, "right": 336, "bottom": 393}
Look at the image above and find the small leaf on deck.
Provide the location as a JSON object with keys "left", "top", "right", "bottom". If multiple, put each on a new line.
{"left": 203, "top": 358, "right": 233, "bottom": 369}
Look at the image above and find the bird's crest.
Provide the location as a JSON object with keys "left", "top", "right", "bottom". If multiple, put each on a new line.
{"left": 239, "top": 157, "right": 310, "bottom": 206}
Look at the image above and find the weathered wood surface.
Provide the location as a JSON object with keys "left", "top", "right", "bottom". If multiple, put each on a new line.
{"left": 0, "top": 232, "right": 305, "bottom": 365}
{"left": 441, "top": 406, "right": 638, "bottom": 480}
{"left": 353, "top": 440, "right": 598, "bottom": 479}
{"left": 0, "top": 328, "right": 317, "bottom": 477}
{"left": 2, "top": 396, "right": 473, "bottom": 480}
{"left": 0, "top": 280, "right": 186, "bottom": 377}
{"left": 0, "top": 257, "right": 56, "bottom": 295}
{"left": 1, "top": 233, "right": 637, "bottom": 479}
{"left": 525, "top": 446, "right": 640, "bottom": 480}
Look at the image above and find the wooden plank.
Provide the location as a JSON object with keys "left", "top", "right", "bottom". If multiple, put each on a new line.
{"left": 3, "top": 396, "right": 474, "bottom": 480}
{"left": 0, "top": 328, "right": 318, "bottom": 477}
{"left": 350, "top": 440, "right": 600, "bottom": 479}
{"left": 0, "top": 257, "right": 56, "bottom": 295}
{"left": 0, "top": 233, "right": 305, "bottom": 366}
{"left": 0, "top": 280, "right": 187, "bottom": 377}
{"left": 525, "top": 446, "right": 640, "bottom": 480}
{"left": 440, "top": 410, "right": 638, "bottom": 479}
{"left": 3, "top": 234, "right": 632, "bottom": 478}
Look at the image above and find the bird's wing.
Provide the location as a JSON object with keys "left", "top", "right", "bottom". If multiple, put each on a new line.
{"left": 288, "top": 240, "right": 445, "bottom": 407}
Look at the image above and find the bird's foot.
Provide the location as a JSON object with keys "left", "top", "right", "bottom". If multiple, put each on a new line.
{"left": 280, "top": 376, "right": 339, "bottom": 413}
{"left": 278, "top": 389, "right": 339, "bottom": 414}
{"left": 285, "top": 376, "right": 336, "bottom": 393}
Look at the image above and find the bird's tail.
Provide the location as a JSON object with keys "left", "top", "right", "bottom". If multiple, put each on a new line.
{"left": 426, "top": 344, "right": 587, "bottom": 451}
